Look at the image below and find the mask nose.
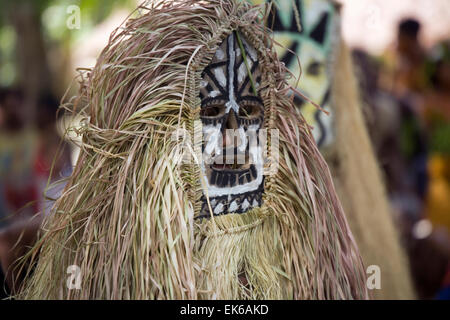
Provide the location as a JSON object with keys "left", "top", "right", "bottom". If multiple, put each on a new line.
{"left": 222, "top": 109, "right": 240, "bottom": 147}
{"left": 225, "top": 109, "right": 238, "bottom": 130}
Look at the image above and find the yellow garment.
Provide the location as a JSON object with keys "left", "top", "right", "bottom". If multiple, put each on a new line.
{"left": 426, "top": 155, "right": 450, "bottom": 232}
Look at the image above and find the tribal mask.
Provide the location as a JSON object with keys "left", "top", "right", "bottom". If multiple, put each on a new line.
{"left": 19, "top": 0, "right": 368, "bottom": 300}
{"left": 253, "top": 0, "right": 339, "bottom": 148}
{"left": 198, "top": 32, "right": 264, "bottom": 218}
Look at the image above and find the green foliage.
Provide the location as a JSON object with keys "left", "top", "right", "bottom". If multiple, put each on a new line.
{"left": 431, "top": 122, "right": 450, "bottom": 155}
{"left": 0, "top": 25, "right": 16, "bottom": 86}
{"left": 0, "top": 0, "right": 136, "bottom": 87}
{"left": 40, "top": 0, "right": 136, "bottom": 43}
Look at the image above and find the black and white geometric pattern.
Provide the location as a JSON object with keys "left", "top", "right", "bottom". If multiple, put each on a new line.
{"left": 198, "top": 32, "right": 265, "bottom": 219}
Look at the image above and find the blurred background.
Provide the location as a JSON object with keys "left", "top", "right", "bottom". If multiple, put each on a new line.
{"left": 0, "top": 0, "right": 449, "bottom": 299}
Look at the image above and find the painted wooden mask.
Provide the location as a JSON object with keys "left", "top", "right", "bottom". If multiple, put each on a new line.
{"left": 198, "top": 32, "right": 265, "bottom": 218}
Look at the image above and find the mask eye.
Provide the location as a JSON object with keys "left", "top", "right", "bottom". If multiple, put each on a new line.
{"left": 200, "top": 104, "right": 225, "bottom": 117}
{"left": 307, "top": 61, "right": 322, "bottom": 76}
{"left": 238, "top": 103, "right": 262, "bottom": 119}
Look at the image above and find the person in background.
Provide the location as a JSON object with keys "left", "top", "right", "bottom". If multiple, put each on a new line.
{"left": 392, "top": 18, "right": 427, "bottom": 98}
{"left": 424, "top": 42, "right": 450, "bottom": 232}
{"left": 0, "top": 90, "right": 71, "bottom": 297}
{"left": 422, "top": 42, "right": 450, "bottom": 299}
{"left": 0, "top": 88, "right": 38, "bottom": 225}
{"left": 0, "top": 87, "right": 38, "bottom": 297}
{"left": 354, "top": 19, "right": 450, "bottom": 299}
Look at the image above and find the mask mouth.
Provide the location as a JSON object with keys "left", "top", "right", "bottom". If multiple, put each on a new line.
{"left": 209, "top": 148, "right": 251, "bottom": 171}
{"left": 211, "top": 163, "right": 250, "bottom": 171}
